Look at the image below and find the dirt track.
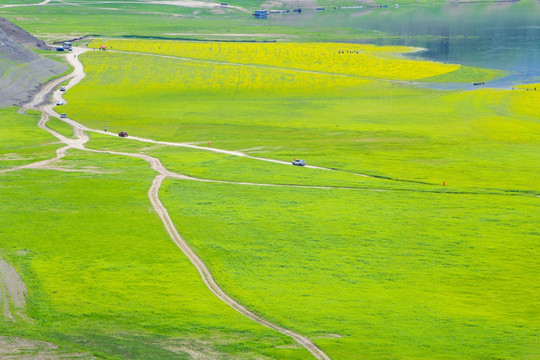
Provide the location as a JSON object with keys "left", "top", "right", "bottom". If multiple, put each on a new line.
{"left": 15, "top": 47, "right": 331, "bottom": 360}
{"left": 0, "top": 255, "right": 32, "bottom": 325}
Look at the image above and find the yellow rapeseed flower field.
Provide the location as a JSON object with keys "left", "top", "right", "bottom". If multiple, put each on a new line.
{"left": 511, "top": 84, "right": 540, "bottom": 120}
{"left": 91, "top": 39, "right": 460, "bottom": 81}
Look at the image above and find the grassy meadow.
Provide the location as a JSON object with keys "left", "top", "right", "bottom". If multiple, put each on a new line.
{"left": 0, "top": 108, "right": 59, "bottom": 170}
{"left": 0, "top": 4, "right": 379, "bottom": 43}
{"left": 160, "top": 179, "right": 539, "bottom": 359}
{"left": 47, "top": 40, "right": 539, "bottom": 359}
{"left": 0, "top": 11, "right": 538, "bottom": 360}
{"left": 0, "top": 146, "right": 310, "bottom": 359}
{"left": 63, "top": 44, "right": 537, "bottom": 192}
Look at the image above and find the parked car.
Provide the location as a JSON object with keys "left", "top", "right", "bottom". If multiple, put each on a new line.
{"left": 56, "top": 100, "right": 64, "bottom": 105}
{"left": 119, "top": 131, "right": 128, "bottom": 137}
{"left": 60, "top": 86, "right": 66, "bottom": 91}
{"left": 60, "top": 113, "right": 67, "bottom": 118}
{"left": 292, "top": 159, "right": 306, "bottom": 166}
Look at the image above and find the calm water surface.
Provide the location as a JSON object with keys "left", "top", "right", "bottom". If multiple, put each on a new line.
{"left": 268, "top": 1, "right": 540, "bottom": 87}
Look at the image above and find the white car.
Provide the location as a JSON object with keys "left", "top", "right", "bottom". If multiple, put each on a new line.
{"left": 56, "top": 100, "right": 64, "bottom": 105}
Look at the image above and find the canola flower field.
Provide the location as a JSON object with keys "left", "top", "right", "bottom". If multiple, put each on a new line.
{"left": 90, "top": 40, "right": 471, "bottom": 81}
{"left": 69, "top": 41, "right": 537, "bottom": 190}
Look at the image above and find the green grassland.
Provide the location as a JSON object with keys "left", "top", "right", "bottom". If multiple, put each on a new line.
{"left": 0, "top": 4, "right": 357, "bottom": 41}
{"left": 160, "top": 179, "right": 539, "bottom": 359}
{"left": 86, "top": 132, "right": 439, "bottom": 192}
{"left": 62, "top": 47, "right": 538, "bottom": 192}
{"left": 0, "top": 148, "right": 310, "bottom": 359}
{"left": 3, "top": 0, "right": 539, "bottom": 46}
{"left": 3, "top": 0, "right": 538, "bottom": 45}
{"left": 49, "top": 41, "right": 537, "bottom": 358}
{"left": 3, "top": 7, "right": 380, "bottom": 43}
{"left": 0, "top": 108, "right": 59, "bottom": 170}
{"left": 0, "top": 9, "right": 538, "bottom": 360}
{"left": 0, "top": 2, "right": 457, "bottom": 44}
{"left": 46, "top": 116, "right": 77, "bottom": 139}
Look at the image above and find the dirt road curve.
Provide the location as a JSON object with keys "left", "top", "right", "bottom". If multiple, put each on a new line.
{"left": 16, "top": 48, "right": 331, "bottom": 360}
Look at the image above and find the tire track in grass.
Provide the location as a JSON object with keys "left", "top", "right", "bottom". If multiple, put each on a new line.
{"left": 12, "top": 47, "right": 332, "bottom": 360}
{"left": 106, "top": 48, "right": 421, "bottom": 86}
{"left": 0, "top": 256, "right": 31, "bottom": 323}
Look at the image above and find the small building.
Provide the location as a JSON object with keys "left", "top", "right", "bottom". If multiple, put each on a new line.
{"left": 253, "top": 10, "right": 268, "bottom": 18}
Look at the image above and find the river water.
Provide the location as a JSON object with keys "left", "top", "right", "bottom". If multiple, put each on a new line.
{"left": 267, "top": 1, "right": 540, "bottom": 87}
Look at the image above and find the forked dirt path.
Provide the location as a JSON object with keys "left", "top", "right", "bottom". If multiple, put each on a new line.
{"left": 92, "top": 128, "right": 373, "bottom": 176}
{"left": 14, "top": 47, "right": 331, "bottom": 360}
{"left": 1, "top": 49, "right": 89, "bottom": 174}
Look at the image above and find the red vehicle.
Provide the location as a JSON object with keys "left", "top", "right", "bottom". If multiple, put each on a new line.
{"left": 118, "top": 131, "right": 128, "bottom": 137}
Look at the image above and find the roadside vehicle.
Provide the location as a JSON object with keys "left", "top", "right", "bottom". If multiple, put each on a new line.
{"left": 119, "top": 131, "right": 128, "bottom": 137}
{"left": 292, "top": 159, "right": 306, "bottom": 166}
{"left": 56, "top": 100, "right": 64, "bottom": 105}
{"left": 60, "top": 113, "right": 67, "bottom": 118}
{"left": 60, "top": 86, "right": 66, "bottom": 91}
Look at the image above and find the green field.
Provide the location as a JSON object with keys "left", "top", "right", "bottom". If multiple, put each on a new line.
{"left": 1, "top": 3, "right": 539, "bottom": 359}
{"left": 0, "top": 142, "right": 310, "bottom": 359}
{"left": 63, "top": 45, "right": 536, "bottom": 192}
{"left": 160, "top": 179, "right": 539, "bottom": 359}
{"left": 0, "top": 108, "right": 58, "bottom": 170}
{"left": 1, "top": 4, "right": 375, "bottom": 42}
{"left": 4, "top": 40, "right": 535, "bottom": 359}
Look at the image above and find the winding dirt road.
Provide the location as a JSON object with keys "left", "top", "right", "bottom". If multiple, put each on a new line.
{"left": 13, "top": 47, "right": 332, "bottom": 360}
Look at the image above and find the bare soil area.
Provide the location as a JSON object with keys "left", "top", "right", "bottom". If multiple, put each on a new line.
{"left": 0, "top": 256, "right": 28, "bottom": 322}
{"left": 0, "top": 18, "right": 67, "bottom": 107}
{"left": 0, "top": 17, "right": 52, "bottom": 50}
{"left": 0, "top": 336, "right": 94, "bottom": 359}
